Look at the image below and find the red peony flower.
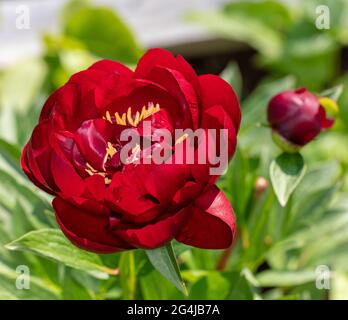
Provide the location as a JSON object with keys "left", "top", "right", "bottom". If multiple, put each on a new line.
{"left": 21, "top": 48, "right": 241, "bottom": 253}
{"left": 268, "top": 87, "right": 337, "bottom": 152}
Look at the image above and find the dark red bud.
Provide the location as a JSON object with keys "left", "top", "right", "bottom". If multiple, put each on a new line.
{"left": 268, "top": 87, "right": 335, "bottom": 150}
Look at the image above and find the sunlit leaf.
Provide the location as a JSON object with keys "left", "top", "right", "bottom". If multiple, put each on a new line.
{"left": 188, "top": 11, "right": 282, "bottom": 59}
{"left": 145, "top": 243, "right": 187, "bottom": 295}
{"left": 220, "top": 62, "right": 243, "bottom": 98}
{"left": 189, "top": 271, "right": 230, "bottom": 300}
{"left": 0, "top": 59, "right": 47, "bottom": 115}
{"left": 64, "top": 6, "right": 142, "bottom": 64}
{"left": 5, "top": 229, "right": 118, "bottom": 279}
{"left": 257, "top": 269, "right": 316, "bottom": 287}
{"left": 270, "top": 152, "right": 306, "bottom": 207}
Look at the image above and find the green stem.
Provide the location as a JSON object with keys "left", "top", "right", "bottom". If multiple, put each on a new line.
{"left": 127, "top": 251, "right": 136, "bottom": 300}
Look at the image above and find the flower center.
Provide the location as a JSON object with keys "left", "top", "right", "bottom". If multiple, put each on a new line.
{"left": 103, "top": 102, "right": 160, "bottom": 127}
{"left": 85, "top": 162, "right": 112, "bottom": 185}
{"left": 85, "top": 142, "right": 118, "bottom": 185}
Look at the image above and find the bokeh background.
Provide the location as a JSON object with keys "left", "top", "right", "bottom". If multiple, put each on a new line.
{"left": 1, "top": 0, "right": 348, "bottom": 300}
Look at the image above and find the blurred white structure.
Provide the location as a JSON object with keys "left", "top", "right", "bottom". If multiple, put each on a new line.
{"left": 0, "top": 0, "right": 230, "bottom": 67}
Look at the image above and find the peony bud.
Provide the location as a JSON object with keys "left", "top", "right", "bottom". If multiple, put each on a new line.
{"left": 267, "top": 87, "right": 338, "bottom": 152}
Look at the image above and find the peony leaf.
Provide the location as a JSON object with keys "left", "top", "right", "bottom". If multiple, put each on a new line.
{"left": 63, "top": 5, "right": 142, "bottom": 64}
{"left": 270, "top": 152, "right": 306, "bottom": 207}
{"left": 5, "top": 229, "right": 118, "bottom": 279}
{"left": 0, "top": 261, "right": 61, "bottom": 299}
{"left": 145, "top": 242, "right": 187, "bottom": 295}
{"left": 187, "top": 11, "right": 282, "bottom": 60}
{"left": 256, "top": 269, "right": 316, "bottom": 287}
{"left": 319, "top": 85, "right": 343, "bottom": 102}
{"left": 220, "top": 62, "right": 243, "bottom": 98}
{"left": 119, "top": 251, "right": 136, "bottom": 300}
{"left": 0, "top": 138, "right": 24, "bottom": 178}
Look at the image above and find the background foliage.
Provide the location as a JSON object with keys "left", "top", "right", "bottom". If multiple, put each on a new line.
{"left": 1, "top": 0, "right": 348, "bottom": 300}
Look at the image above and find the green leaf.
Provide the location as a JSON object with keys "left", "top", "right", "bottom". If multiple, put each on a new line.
{"left": 0, "top": 138, "right": 27, "bottom": 187}
{"left": 0, "top": 169, "right": 52, "bottom": 229}
{"left": 265, "top": 31, "right": 338, "bottom": 90}
{"left": 0, "top": 58, "right": 47, "bottom": 115}
{"left": 220, "top": 62, "right": 242, "bottom": 98}
{"left": 221, "top": 147, "right": 259, "bottom": 222}
{"left": 267, "top": 199, "right": 348, "bottom": 270}
{"left": 0, "top": 105, "right": 17, "bottom": 143}
{"left": 63, "top": 6, "right": 142, "bottom": 64}
{"left": 319, "top": 85, "right": 343, "bottom": 102}
{"left": 241, "top": 76, "right": 295, "bottom": 131}
{"left": 189, "top": 271, "right": 230, "bottom": 300}
{"left": 5, "top": 229, "right": 117, "bottom": 279}
{"left": 0, "top": 262, "right": 61, "bottom": 300}
{"left": 0, "top": 138, "right": 21, "bottom": 170}
{"left": 187, "top": 11, "right": 282, "bottom": 60}
{"left": 140, "top": 269, "right": 184, "bottom": 300}
{"left": 224, "top": 0, "right": 293, "bottom": 31}
{"left": 61, "top": 268, "right": 94, "bottom": 300}
{"left": 270, "top": 152, "right": 306, "bottom": 207}
{"left": 256, "top": 270, "right": 316, "bottom": 287}
{"left": 228, "top": 270, "right": 258, "bottom": 300}
{"left": 119, "top": 251, "right": 136, "bottom": 300}
{"left": 330, "top": 272, "right": 348, "bottom": 300}
{"left": 145, "top": 243, "right": 187, "bottom": 295}
{"left": 336, "top": 74, "right": 348, "bottom": 130}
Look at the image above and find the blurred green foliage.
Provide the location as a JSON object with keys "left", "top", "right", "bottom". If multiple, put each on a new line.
{"left": 0, "top": 0, "right": 348, "bottom": 300}
{"left": 189, "top": 0, "right": 348, "bottom": 93}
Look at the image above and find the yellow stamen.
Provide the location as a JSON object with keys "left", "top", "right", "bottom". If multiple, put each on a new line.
{"left": 85, "top": 168, "right": 94, "bottom": 176}
{"left": 115, "top": 112, "right": 126, "bottom": 126}
{"left": 105, "top": 102, "right": 160, "bottom": 127}
{"left": 86, "top": 163, "right": 97, "bottom": 172}
{"left": 139, "top": 105, "right": 147, "bottom": 122}
{"left": 85, "top": 162, "right": 111, "bottom": 185}
{"left": 105, "top": 111, "right": 112, "bottom": 123}
{"left": 134, "top": 111, "right": 140, "bottom": 126}
{"left": 175, "top": 133, "right": 189, "bottom": 145}
{"left": 127, "top": 107, "right": 135, "bottom": 127}
{"left": 106, "top": 142, "right": 117, "bottom": 158}
{"left": 97, "top": 172, "right": 106, "bottom": 177}
{"left": 132, "top": 144, "right": 141, "bottom": 154}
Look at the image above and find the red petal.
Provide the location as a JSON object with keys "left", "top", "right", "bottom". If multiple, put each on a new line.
{"left": 199, "top": 75, "right": 241, "bottom": 132}
{"left": 24, "top": 121, "right": 58, "bottom": 194}
{"left": 83, "top": 174, "right": 106, "bottom": 202}
{"left": 135, "top": 48, "right": 200, "bottom": 96}
{"left": 74, "top": 119, "right": 115, "bottom": 171}
{"left": 172, "top": 181, "right": 204, "bottom": 207}
{"left": 21, "top": 144, "right": 56, "bottom": 195}
{"left": 176, "top": 54, "right": 201, "bottom": 96}
{"left": 39, "top": 84, "right": 78, "bottom": 125}
{"left": 88, "top": 59, "right": 133, "bottom": 77}
{"left": 145, "top": 66, "right": 198, "bottom": 128}
{"left": 319, "top": 105, "right": 335, "bottom": 129}
{"left": 105, "top": 171, "right": 162, "bottom": 224}
{"left": 53, "top": 197, "right": 132, "bottom": 253}
{"left": 143, "top": 163, "right": 191, "bottom": 205}
{"left": 176, "top": 185, "right": 235, "bottom": 249}
{"left": 49, "top": 133, "right": 85, "bottom": 197}
{"left": 201, "top": 104, "right": 237, "bottom": 159}
{"left": 135, "top": 48, "right": 182, "bottom": 79}
{"left": 116, "top": 208, "right": 188, "bottom": 249}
